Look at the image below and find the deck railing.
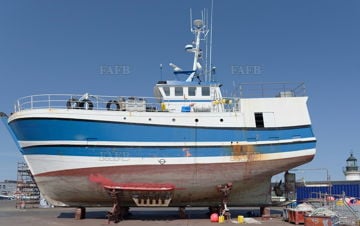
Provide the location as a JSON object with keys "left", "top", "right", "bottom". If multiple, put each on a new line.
{"left": 235, "top": 82, "right": 306, "bottom": 98}
{"left": 14, "top": 82, "right": 306, "bottom": 113}
{"left": 14, "top": 94, "right": 162, "bottom": 113}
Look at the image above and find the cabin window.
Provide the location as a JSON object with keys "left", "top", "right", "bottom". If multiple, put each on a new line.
{"left": 175, "top": 87, "right": 183, "bottom": 96}
{"left": 163, "top": 87, "right": 170, "bottom": 96}
{"left": 188, "top": 87, "right": 196, "bottom": 96}
{"left": 254, "top": 112, "right": 264, "bottom": 128}
{"left": 202, "top": 87, "right": 210, "bottom": 96}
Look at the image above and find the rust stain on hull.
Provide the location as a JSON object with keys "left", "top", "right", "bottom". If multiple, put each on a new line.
{"left": 230, "top": 143, "right": 261, "bottom": 161}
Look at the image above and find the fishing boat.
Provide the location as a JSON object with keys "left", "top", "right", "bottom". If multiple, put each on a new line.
{"left": 1, "top": 13, "right": 316, "bottom": 214}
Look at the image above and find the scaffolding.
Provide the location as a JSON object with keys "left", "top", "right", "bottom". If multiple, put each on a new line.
{"left": 16, "top": 162, "right": 40, "bottom": 208}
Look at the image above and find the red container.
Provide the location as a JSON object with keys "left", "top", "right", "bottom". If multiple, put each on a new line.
{"left": 304, "top": 215, "right": 338, "bottom": 226}
{"left": 287, "top": 209, "right": 309, "bottom": 225}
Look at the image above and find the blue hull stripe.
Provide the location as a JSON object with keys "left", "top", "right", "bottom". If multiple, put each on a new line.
{"left": 21, "top": 141, "right": 316, "bottom": 157}
{"left": 10, "top": 118, "right": 315, "bottom": 143}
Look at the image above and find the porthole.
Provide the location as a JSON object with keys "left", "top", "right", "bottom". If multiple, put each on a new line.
{"left": 195, "top": 118, "right": 199, "bottom": 122}
{"left": 220, "top": 118, "right": 224, "bottom": 122}
{"left": 148, "top": 118, "right": 152, "bottom": 121}
{"left": 123, "top": 117, "right": 127, "bottom": 120}
{"left": 172, "top": 118, "right": 176, "bottom": 122}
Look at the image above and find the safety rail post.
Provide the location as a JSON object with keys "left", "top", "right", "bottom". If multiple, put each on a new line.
{"left": 282, "top": 83, "right": 286, "bottom": 95}
{"left": 15, "top": 100, "right": 19, "bottom": 112}
{"left": 95, "top": 95, "right": 99, "bottom": 110}
{"left": 239, "top": 85, "right": 243, "bottom": 97}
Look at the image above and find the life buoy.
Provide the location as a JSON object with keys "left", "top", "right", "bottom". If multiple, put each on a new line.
{"left": 78, "top": 99, "right": 94, "bottom": 110}
{"left": 106, "top": 100, "right": 120, "bottom": 111}
{"left": 66, "top": 98, "right": 79, "bottom": 109}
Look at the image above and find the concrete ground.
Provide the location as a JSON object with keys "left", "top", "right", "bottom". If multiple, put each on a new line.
{"left": 0, "top": 200, "right": 293, "bottom": 226}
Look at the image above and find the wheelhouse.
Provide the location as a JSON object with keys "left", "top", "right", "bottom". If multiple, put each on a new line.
{"left": 153, "top": 81, "right": 223, "bottom": 112}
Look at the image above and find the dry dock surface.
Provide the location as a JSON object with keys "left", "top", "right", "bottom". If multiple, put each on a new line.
{"left": 0, "top": 200, "right": 292, "bottom": 226}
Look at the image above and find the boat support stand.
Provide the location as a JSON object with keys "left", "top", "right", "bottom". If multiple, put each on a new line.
{"left": 217, "top": 182, "right": 232, "bottom": 220}
{"left": 106, "top": 188, "right": 129, "bottom": 223}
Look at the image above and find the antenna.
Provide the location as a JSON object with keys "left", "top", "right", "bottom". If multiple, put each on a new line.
{"left": 205, "top": 8, "right": 209, "bottom": 82}
{"left": 190, "top": 9, "right": 193, "bottom": 32}
{"left": 160, "top": 64, "right": 163, "bottom": 80}
{"left": 209, "top": 0, "right": 214, "bottom": 81}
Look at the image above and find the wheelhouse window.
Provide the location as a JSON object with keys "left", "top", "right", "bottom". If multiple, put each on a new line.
{"left": 163, "top": 87, "right": 170, "bottom": 96}
{"left": 188, "top": 87, "right": 196, "bottom": 96}
{"left": 175, "top": 87, "right": 183, "bottom": 96}
{"left": 202, "top": 87, "right": 210, "bottom": 96}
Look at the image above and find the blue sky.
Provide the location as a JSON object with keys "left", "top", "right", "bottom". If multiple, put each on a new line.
{"left": 0, "top": 0, "right": 359, "bottom": 182}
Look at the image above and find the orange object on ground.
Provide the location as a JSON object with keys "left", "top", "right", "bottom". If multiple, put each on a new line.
{"left": 288, "top": 209, "right": 308, "bottom": 225}
{"left": 304, "top": 215, "right": 338, "bottom": 226}
{"left": 210, "top": 213, "right": 219, "bottom": 222}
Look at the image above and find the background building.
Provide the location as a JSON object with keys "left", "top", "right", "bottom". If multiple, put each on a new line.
{"left": 0, "top": 180, "right": 17, "bottom": 199}
{"left": 343, "top": 153, "right": 360, "bottom": 181}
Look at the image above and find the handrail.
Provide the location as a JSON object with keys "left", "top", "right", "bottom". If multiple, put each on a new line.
{"left": 14, "top": 94, "right": 162, "bottom": 113}
{"left": 235, "top": 82, "right": 306, "bottom": 98}
{"left": 13, "top": 82, "right": 306, "bottom": 113}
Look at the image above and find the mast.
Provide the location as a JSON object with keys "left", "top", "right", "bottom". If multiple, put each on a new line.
{"left": 186, "top": 19, "right": 204, "bottom": 82}
{"left": 171, "top": 8, "right": 212, "bottom": 83}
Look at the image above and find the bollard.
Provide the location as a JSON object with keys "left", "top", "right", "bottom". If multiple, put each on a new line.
{"left": 237, "top": 215, "right": 244, "bottom": 223}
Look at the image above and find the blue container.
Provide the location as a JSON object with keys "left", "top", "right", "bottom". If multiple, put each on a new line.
{"left": 181, "top": 106, "right": 191, "bottom": 112}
